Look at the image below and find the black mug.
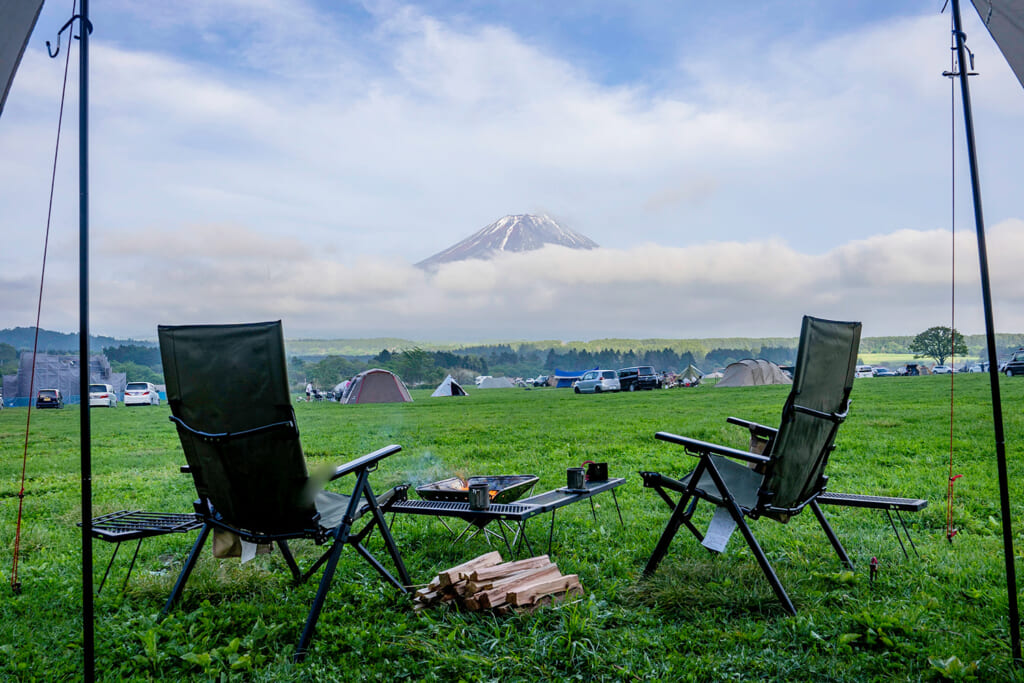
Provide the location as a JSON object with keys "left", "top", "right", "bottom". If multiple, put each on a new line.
{"left": 567, "top": 467, "right": 586, "bottom": 490}
{"left": 468, "top": 478, "right": 490, "bottom": 510}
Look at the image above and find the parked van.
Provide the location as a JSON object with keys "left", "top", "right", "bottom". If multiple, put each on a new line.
{"left": 574, "top": 369, "right": 621, "bottom": 394}
{"left": 89, "top": 383, "right": 118, "bottom": 407}
{"left": 855, "top": 365, "right": 873, "bottom": 378}
{"left": 36, "top": 388, "right": 64, "bottom": 409}
{"left": 124, "top": 381, "right": 160, "bottom": 406}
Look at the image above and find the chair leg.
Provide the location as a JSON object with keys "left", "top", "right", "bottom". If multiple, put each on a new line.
{"left": 727, "top": 503, "right": 796, "bottom": 615}
{"left": 701, "top": 457, "right": 797, "bottom": 615}
{"left": 277, "top": 540, "right": 303, "bottom": 582}
{"left": 295, "top": 539, "right": 345, "bottom": 662}
{"left": 363, "top": 495, "right": 411, "bottom": 587}
{"left": 643, "top": 491, "right": 695, "bottom": 577}
{"left": 160, "top": 523, "right": 212, "bottom": 619}
{"left": 809, "top": 500, "right": 854, "bottom": 569}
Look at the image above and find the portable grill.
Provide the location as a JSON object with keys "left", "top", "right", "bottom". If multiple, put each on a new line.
{"left": 415, "top": 475, "right": 538, "bottom": 505}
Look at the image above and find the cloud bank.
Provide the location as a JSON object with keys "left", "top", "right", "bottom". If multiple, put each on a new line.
{"left": 2, "top": 2, "right": 1023, "bottom": 341}
{"left": 9, "top": 219, "right": 1023, "bottom": 341}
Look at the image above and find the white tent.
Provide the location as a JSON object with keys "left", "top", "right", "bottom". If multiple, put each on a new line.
{"left": 478, "top": 376, "right": 515, "bottom": 389}
{"left": 431, "top": 374, "right": 467, "bottom": 397}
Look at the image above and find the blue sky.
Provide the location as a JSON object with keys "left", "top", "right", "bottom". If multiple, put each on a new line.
{"left": 2, "top": 1, "right": 1024, "bottom": 342}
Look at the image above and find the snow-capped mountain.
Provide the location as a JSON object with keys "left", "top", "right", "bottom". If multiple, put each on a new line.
{"left": 416, "top": 214, "right": 598, "bottom": 268}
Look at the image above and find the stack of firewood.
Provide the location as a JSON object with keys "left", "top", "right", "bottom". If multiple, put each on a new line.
{"left": 413, "top": 551, "right": 583, "bottom": 613}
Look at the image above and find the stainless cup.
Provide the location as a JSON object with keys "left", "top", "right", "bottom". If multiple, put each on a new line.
{"left": 567, "top": 467, "right": 586, "bottom": 490}
{"left": 468, "top": 478, "right": 490, "bottom": 510}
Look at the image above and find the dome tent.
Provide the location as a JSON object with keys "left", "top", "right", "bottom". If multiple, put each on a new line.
{"left": 341, "top": 369, "right": 412, "bottom": 404}
{"left": 716, "top": 359, "right": 792, "bottom": 388}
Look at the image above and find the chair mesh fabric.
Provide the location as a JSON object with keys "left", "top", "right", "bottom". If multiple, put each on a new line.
{"left": 682, "top": 455, "right": 764, "bottom": 510}
{"left": 159, "top": 321, "right": 315, "bottom": 534}
{"left": 760, "top": 316, "right": 861, "bottom": 510}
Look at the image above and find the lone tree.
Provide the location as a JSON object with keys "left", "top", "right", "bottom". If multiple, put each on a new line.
{"left": 909, "top": 326, "right": 968, "bottom": 367}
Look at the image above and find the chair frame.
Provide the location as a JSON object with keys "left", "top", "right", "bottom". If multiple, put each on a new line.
{"left": 641, "top": 316, "right": 859, "bottom": 614}
{"left": 156, "top": 321, "right": 410, "bottom": 661}
{"left": 161, "top": 416, "right": 411, "bottom": 660}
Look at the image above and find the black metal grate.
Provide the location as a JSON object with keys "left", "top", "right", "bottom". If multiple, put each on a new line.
{"left": 387, "top": 499, "right": 533, "bottom": 516}
{"left": 83, "top": 510, "right": 203, "bottom": 542}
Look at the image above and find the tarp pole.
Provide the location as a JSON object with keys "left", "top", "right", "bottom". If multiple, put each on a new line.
{"left": 77, "top": 0, "right": 95, "bottom": 679}
{"left": 951, "top": 0, "right": 1021, "bottom": 663}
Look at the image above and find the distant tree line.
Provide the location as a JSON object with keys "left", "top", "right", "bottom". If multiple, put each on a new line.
{"left": 291, "top": 342, "right": 809, "bottom": 391}
{"left": 293, "top": 348, "right": 490, "bottom": 390}
{"left": 102, "top": 344, "right": 165, "bottom": 384}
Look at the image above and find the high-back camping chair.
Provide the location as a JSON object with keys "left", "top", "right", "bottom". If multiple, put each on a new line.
{"left": 158, "top": 321, "right": 410, "bottom": 661}
{"left": 640, "top": 315, "right": 861, "bottom": 614}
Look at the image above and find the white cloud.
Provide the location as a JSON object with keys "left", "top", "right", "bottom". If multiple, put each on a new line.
{"left": 2, "top": 2, "right": 1023, "bottom": 341}
{"left": 5, "top": 219, "right": 1022, "bottom": 342}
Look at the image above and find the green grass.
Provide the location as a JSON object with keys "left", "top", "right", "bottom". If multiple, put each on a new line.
{"left": 2, "top": 375, "right": 1024, "bottom": 680}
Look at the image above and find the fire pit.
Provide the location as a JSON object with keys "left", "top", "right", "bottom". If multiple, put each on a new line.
{"left": 416, "top": 475, "right": 539, "bottom": 505}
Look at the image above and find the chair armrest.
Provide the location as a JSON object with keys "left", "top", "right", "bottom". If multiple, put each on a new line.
{"left": 726, "top": 417, "right": 778, "bottom": 439}
{"left": 329, "top": 444, "right": 402, "bottom": 480}
{"left": 655, "top": 431, "right": 770, "bottom": 466}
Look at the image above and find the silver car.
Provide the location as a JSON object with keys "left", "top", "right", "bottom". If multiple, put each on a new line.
{"left": 574, "top": 369, "right": 621, "bottom": 393}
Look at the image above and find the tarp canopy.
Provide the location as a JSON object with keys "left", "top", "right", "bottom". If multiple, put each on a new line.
{"left": 0, "top": 0, "right": 44, "bottom": 117}
{"left": 478, "top": 376, "right": 515, "bottom": 389}
{"left": 973, "top": 0, "right": 1024, "bottom": 89}
{"left": 431, "top": 374, "right": 467, "bottom": 397}
{"left": 716, "top": 359, "right": 793, "bottom": 388}
{"left": 341, "top": 368, "right": 412, "bottom": 404}
{"left": 552, "top": 368, "right": 594, "bottom": 388}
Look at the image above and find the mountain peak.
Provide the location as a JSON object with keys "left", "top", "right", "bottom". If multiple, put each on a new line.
{"left": 417, "top": 214, "right": 598, "bottom": 268}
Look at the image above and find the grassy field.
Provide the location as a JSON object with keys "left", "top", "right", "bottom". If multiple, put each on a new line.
{"left": 2, "top": 375, "right": 1024, "bottom": 681}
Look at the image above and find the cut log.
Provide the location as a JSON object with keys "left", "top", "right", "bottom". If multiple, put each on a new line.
{"left": 468, "top": 555, "right": 552, "bottom": 582}
{"left": 436, "top": 550, "right": 503, "bottom": 588}
{"left": 465, "top": 561, "right": 556, "bottom": 594}
{"left": 507, "top": 574, "right": 582, "bottom": 607}
{"left": 477, "top": 565, "right": 563, "bottom": 609}
{"left": 414, "top": 553, "right": 582, "bottom": 614}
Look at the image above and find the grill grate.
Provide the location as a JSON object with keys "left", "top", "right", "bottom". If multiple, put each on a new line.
{"left": 387, "top": 499, "right": 533, "bottom": 515}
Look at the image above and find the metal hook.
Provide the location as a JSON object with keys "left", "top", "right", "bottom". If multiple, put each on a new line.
{"left": 46, "top": 14, "right": 94, "bottom": 59}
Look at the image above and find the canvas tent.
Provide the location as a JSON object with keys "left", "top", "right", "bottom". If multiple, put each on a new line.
{"left": 431, "top": 374, "right": 467, "bottom": 397}
{"left": 716, "top": 359, "right": 792, "bottom": 388}
{"left": 477, "top": 376, "right": 515, "bottom": 389}
{"left": 340, "top": 369, "right": 412, "bottom": 404}
{"left": 679, "top": 364, "right": 703, "bottom": 382}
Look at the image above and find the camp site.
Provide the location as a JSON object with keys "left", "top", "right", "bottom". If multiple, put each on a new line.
{"left": 5, "top": 1, "right": 1024, "bottom": 681}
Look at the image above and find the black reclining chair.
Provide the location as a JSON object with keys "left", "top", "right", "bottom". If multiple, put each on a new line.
{"left": 640, "top": 315, "right": 861, "bottom": 614}
{"left": 158, "top": 321, "right": 410, "bottom": 660}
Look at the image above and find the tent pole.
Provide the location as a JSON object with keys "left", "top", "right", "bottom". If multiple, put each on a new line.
{"left": 951, "top": 0, "right": 1021, "bottom": 664}
{"left": 77, "top": 0, "right": 95, "bottom": 679}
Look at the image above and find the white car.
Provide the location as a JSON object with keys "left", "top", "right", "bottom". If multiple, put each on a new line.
{"left": 855, "top": 365, "right": 873, "bottom": 378}
{"left": 88, "top": 383, "right": 118, "bottom": 407}
{"left": 124, "top": 381, "right": 160, "bottom": 406}
{"left": 574, "top": 369, "right": 621, "bottom": 393}
{"left": 932, "top": 365, "right": 953, "bottom": 375}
